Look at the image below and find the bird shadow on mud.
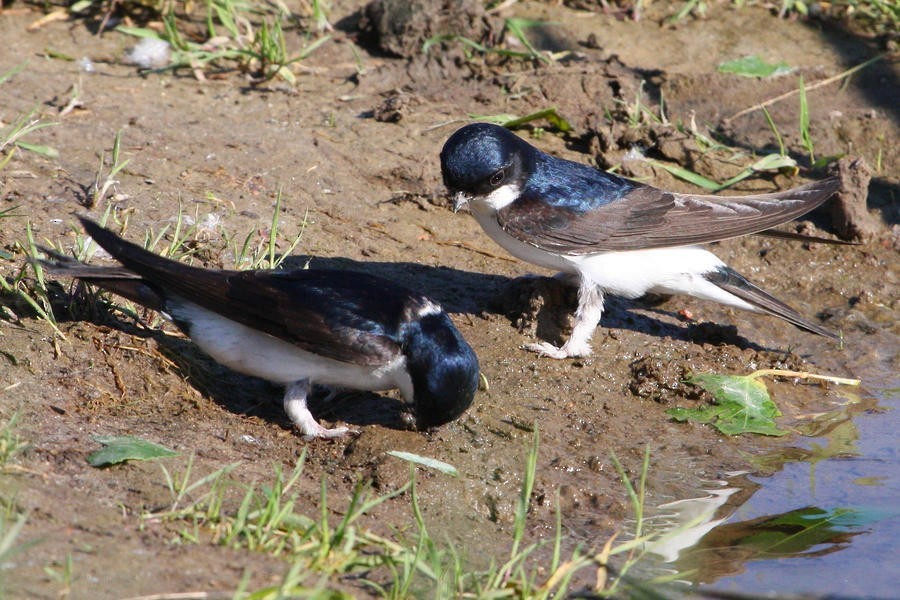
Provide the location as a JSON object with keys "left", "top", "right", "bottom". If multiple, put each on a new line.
{"left": 281, "top": 256, "right": 779, "bottom": 352}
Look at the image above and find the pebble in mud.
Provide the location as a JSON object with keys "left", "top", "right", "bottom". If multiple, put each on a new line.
{"left": 372, "top": 90, "right": 419, "bottom": 123}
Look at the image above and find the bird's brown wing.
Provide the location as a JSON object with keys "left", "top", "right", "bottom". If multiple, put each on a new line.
{"left": 497, "top": 177, "right": 840, "bottom": 253}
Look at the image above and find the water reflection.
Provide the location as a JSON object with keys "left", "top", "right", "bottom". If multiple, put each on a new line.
{"left": 646, "top": 481, "right": 748, "bottom": 564}
{"left": 642, "top": 388, "right": 899, "bottom": 597}
{"left": 668, "top": 506, "right": 869, "bottom": 584}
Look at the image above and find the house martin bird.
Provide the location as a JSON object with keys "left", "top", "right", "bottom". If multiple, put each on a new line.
{"left": 42, "top": 217, "right": 479, "bottom": 438}
{"left": 440, "top": 122, "right": 841, "bottom": 358}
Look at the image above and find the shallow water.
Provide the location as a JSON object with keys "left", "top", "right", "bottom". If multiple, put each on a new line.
{"left": 649, "top": 376, "right": 899, "bottom": 597}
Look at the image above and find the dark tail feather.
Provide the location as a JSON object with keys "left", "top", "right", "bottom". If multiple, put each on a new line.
{"left": 36, "top": 246, "right": 167, "bottom": 312}
{"left": 756, "top": 229, "right": 859, "bottom": 245}
{"left": 76, "top": 216, "right": 219, "bottom": 300}
{"left": 77, "top": 216, "right": 187, "bottom": 277}
{"left": 706, "top": 267, "right": 840, "bottom": 342}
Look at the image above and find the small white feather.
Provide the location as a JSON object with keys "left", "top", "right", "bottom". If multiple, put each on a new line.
{"left": 125, "top": 38, "right": 171, "bottom": 69}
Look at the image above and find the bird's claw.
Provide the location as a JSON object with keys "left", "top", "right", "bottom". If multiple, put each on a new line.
{"left": 300, "top": 424, "right": 359, "bottom": 441}
{"left": 524, "top": 341, "right": 592, "bottom": 359}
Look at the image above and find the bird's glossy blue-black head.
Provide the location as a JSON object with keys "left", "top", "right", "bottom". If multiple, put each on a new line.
{"left": 441, "top": 122, "right": 641, "bottom": 214}
{"left": 440, "top": 123, "right": 535, "bottom": 197}
{"left": 400, "top": 310, "right": 479, "bottom": 430}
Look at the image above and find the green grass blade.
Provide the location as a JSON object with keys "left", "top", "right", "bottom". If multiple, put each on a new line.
{"left": 718, "top": 55, "right": 793, "bottom": 78}
{"left": 386, "top": 451, "right": 458, "bottom": 477}
{"left": 646, "top": 159, "right": 720, "bottom": 191}
{"left": 798, "top": 75, "right": 815, "bottom": 163}
{"left": 761, "top": 106, "right": 786, "bottom": 156}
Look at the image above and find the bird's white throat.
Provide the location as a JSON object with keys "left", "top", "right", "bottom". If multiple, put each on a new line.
{"left": 477, "top": 183, "right": 520, "bottom": 212}
{"left": 454, "top": 184, "right": 519, "bottom": 215}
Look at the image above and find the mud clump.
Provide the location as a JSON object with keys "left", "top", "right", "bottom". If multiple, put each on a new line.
{"left": 490, "top": 276, "right": 577, "bottom": 345}
{"left": 629, "top": 356, "right": 695, "bottom": 403}
{"left": 372, "top": 90, "right": 418, "bottom": 123}
{"left": 629, "top": 348, "right": 809, "bottom": 405}
{"left": 360, "top": 0, "right": 488, "bottom": 59}
{"left": 827, "top": 157, "right": 880, "bottom": 241}
{"left": 518, "top": 57, "right": 647, "bottom": 138}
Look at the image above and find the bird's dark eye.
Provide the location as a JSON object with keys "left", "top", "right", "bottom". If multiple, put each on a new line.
{"left": 489, "top": 169, "right": 505, "bottom": 186}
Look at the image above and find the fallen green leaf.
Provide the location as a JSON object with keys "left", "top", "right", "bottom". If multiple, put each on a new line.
{"left": 668, "top": 372, "right": 786, "bottom": 436}
{"left": 668, "top": 369, "right": 859, "bottom": 436}
{"left": 504, "top": 17, "right": 551, "bottom": 64}
{"left": 14, "top": 141, "right": 58, "bottom": 159}
{"left": 44, "top": 48, "right": 75, "bottom": 62}
{"left": 648, "top": 152, "right": 799, "bottom": 193}
{"left": 718, "top": 55, "right": 793, "bottom": 78}
{"left": 712, "top": 153, "right": 798, "bottom": 192}
{"left": 115, "top": 26, "right": 165, "bottom": 40}
{"left": 69, "top": 0, "right": 93, "bottom": 12}
{"left": 87, "top": 435, "right": 179, "bottom": 467}
{"left": 469, "top": 107, "right": 572, "bottom": 132}
{"left": 386, "top": 450, "right": 458, "bottom": 477}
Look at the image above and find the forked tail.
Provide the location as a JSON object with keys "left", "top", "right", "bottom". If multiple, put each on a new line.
{"left": 705, "top": 266, "right": 840, "bottom": 341}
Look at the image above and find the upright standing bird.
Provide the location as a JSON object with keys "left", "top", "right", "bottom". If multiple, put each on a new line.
{"left": 440, "top": 123, "right": 841, "bottom": 358}
{"left": 42, "top": 217, "right": 479, "bottom": 438}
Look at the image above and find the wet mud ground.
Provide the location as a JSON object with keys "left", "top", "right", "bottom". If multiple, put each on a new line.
{"left": 1, "top": 0, "right": 898, "bottom": 597}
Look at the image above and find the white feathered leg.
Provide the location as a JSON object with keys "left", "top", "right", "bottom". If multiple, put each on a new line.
{"left": 283, "top": 379, "right": 353, "bottom": 440}
{"left": 526, "top": 279, "right": 604, "bottom": 359}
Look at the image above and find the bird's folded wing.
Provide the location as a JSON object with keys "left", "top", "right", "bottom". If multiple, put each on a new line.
{"left": 497, "top": 177, "right": 840, "bottom": 253}
{"left": 210, "top": 270, "right": 408, "bottom": 366}
{"left": 78, "top": 218, "right": 405, "bottom": 366}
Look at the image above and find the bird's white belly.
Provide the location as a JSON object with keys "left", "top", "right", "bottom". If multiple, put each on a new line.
{"left": 572, "top": 247, "right": 755, "bottom": 310}
{"left": 168, "top": 301, "right": 410, "bottom": 393}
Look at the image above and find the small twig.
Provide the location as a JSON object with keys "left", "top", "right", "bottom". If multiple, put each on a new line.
{"left": 724, "top": 54, "right": 885, "bottom": 123}
{"left": 2, "top": 382, "right": 22, "bottom": 394}
{"left": 119, "top": 593, "right": 231, "bottom": 600}
{"left": 434, "top": 239, "right": 518, "bottom": 262}
{"left": 750, "top": 369, "right": 860, "bottom": 387}
{"left": 487, "top": 0, "right": 520, "bottom": 14}
{"left": 25, "top": 9, "right": 67, "bottom": 31}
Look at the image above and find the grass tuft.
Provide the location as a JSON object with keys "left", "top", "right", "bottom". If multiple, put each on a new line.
{"left": 138, "top": 431, "right": 681, "bottom": 597}
{"left": 227, "top": 190, "right": 308, "bottom": 271}
{"left": 0, "top": 412, "right": 29, "bottom": 471}
{"left": 115, "top": 0, "right": 332, "bottom": 84}
{"left": 89, "top": 129, "right": 130, "bottom": 208}
{"left": 0, "top": 222, "right": 63, "bottom": 335}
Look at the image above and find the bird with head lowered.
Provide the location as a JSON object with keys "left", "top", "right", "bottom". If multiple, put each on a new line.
{"left": 42, "top": 217, "right": 480, "bottom": 438}
{"left": 441, "top": 122, "right": 842, "bottom": 358}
